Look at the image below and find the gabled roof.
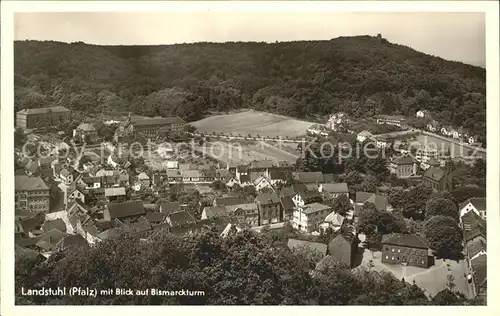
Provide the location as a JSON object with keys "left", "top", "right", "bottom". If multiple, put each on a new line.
{"left": 104, "top": 187, "right": 126, "bottom": 197}
{"left": 255, "top": 192, "right": 281, "bottom": 205}
{"left": 280, "top": 196, "right": 295, "bottom": 210}
{"left": 459, "top": 198, "right": 486, "bottom": 212}
{"left": 466, "top": 238, "right": 486, "bottom": 259}
{"left": 382, "top": 233, "right": 429, "bottom": 249}
{"left": 249, "top": 160, "right": 276, "bottom": 169}
{"left": 215, "top": 196, "right": 248, "bottom": 206}
{"left": 159, "top": 201, "right": 181, "bottom": 214}
{"left": 393, "top": 156, "right": 418, "bottom": 165}
{"left": 287, "top": 239, "right": 327, "bottom": 257}
{"left": 471, "top": 254, "right": 487, "bottom": 288}
{"left": 131, "top": 116, "right": 185, "bottom": 126}
{"left": 182, "top": 170, "right": 203, "bottom": 178}
{"left": 321, "top": 183, "right": 349, "bottom": 193}
{"left": 325, "top": 212, "right": 345, "bottom": 226}
{"left": 17, "top": 106, "right": 70, "bottom": 114}
{"left": 168, "top": 211, "right": 196, "bottom": 227}
{"left": 42, "top": 219, "right": 67, "bottom": 233}
{"left": 15, "top": 175, "right": 49, "bottom": 191}
{"left": 226, "top": 203, "right": 259, "bottom": 214}
{"left": 203, "top": 206, "right": 229, "bottom": 219}
{"left": 327, "top": 234, "right": 355, "bottom": 267}
{"left": 355, "top": 192, "right": 387, "bottom": 211}
{"left": 57, "top": 234, "right": 89, "bottom": 250}
{"left": 15, "top": 245, "right": 43, "bottom": 261}
{"left": 423, "top": 167, "right": 445, "bottom": 182}
{"left": 76, "top": 123, "right": 96, "bottom": 131}
{"left": 269, "top": 171, "right": 289, "bottom": 181}
{"left": 36, "top": 229, "right": 67, "bottom": 251}
{"left": 106, "top": 201, "right": 145, "bottom": 220}
{"left": 146, "top": 212, "right": 166, "bottom": 223}
{"left": 138, "top": 172, "right": 150, "bottom": 180}
{"left": 300, "top": 203, "right": 331, "bottom": 215}
{"left": 292, "top": 172, "right": 324, "bottom": 183}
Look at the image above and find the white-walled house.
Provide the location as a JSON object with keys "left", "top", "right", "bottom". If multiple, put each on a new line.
{"left": 254, "top": 176, "right": 274, "bottom": 192}
{"left": 292, "top": 203, "right": 332, "bottom": 233}
{"left": 357, "top": 130, "right": 374, "bottom": 143}
{"left": 459, "top": 198, "right": 486, "bottom": 221}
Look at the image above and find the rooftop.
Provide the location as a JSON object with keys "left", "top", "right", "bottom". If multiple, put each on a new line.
{"left": 255, "top": 192, "right": 281, "bottom": 205}
{"left": 104, "top": 187, "right": 126, "bottom": 197}
{"left": 459, "top": 198, "right": 486, "bottom": 212}
{"left": 301, "top": 202, "right": 331, "bottom": 215}
{"left": 131, "top": 116, "right": 185, "bottom": 126}
{"left": 106, "top": 201, "right": 145, "bottom": 220}
{"left": 382, "top": 233, "right": 429, "bottom": 249}
{"left": 15, "top": 175, "right": 49, "bottom": 191}
{"left": 17, "top": 105, "right": 71, "bottom": 115}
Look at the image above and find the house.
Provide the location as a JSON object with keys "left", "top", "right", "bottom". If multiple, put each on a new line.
{"left": 159, "top": 201, "right": 181, "bottom": 215}
{"left": 321, "top": 212, "right": 345, "bottom": 232}
{"left": 16, "top": 106, "right": 71, "bottom": 129}
{"left": 316, "top": 183, "right": 349, "bottom": 204}
{"left": 292, "top": 202, "right": 332, "bottom": 232}
{"left": 470, "top": 254, "right": 487, "bottom": 299}
{"left": 325, "top": 112, "right": 348, "bottom": 132}
{"left": 468, "top": 135, "right": 480, "bottom": 145}
{"left": 292, "top": 188, "right": 323, "bottom": 207}
{"left": 56, "top": 234, "right": 90, "bottom": 251}
{"left": 42, "top": 219, "right": 67, "bottom": 233}
{"left": 466, "top": 238, "right": 486, "bottom": 262}
{"left": 254, "top": 176, "right": 274, "bottom": 192}
{"left": 373, "top": 135, "right": 390, "bottom": 149}
{"left": 166, "top": 169, "right": 183, "bottom": 182}
{"left": 268, "top": 171, "right": 290, "bottom": 185}
{"left": 226, "top": 203, "right": 260, "bottom": 227}
{"left": 327, "top": 233, "right": 357, "bottom": 268}
{"left": 375, "top": 115, "right": 406, "bottom": 128}
{"left": 287, "top": 239, "right": 328, "bottom": 261}
{"left": 15, "top": 175, "right": 51, "bottom": 213}
{"left": 82, "top": 176, "right": 102, "bottom": 189}
{"left": 307, "top": 124, "right": 329, "bottom": 137}
{"left": 182, "top": 170, "right": 203, "bottom": 182}
{"left": 353, "top": 192, "right": 387, "bottom": 222}
{"left": 381, "top": 233, "right": 433, "bottom": 268}
{"left": 137, "top": 172, "right": 151, "bottom": 187}
{"left": 35, "top": 229, "right": 68, "bottom": 256}
{"left": 280, "top": 196, "right": 295, "bottom": 221}
{"left": 416, "top": 110, "right": 427, "bottom": 118}
{"left": 255, "top": 192, "right": 282, "bottom": 225}
{"left": 130, "top": 116, "right": 185, "bottom": 138}
{"left": 104, "top": 187, "right": 127, "bottom": 202}
{"left": 440, "top": 126, "right": 455, "bottom": 137}
{"left": 146, "top": 212, "right": 166, "bottom": 225}
{"left": 459, "top": 198, "right": 486, "bottom": 221}
{"left": 201, "top": 206, "right": 229, "bottom": 220}
{"left": 67, "top": 188, "right": 86, "bottom": 205}
{"left": 214, "top": 196, "right": 248, "bottom": 207}
{"left": 357, "top": 130, "right": 374, "bottom": 143}
{"left": 389, "top": 156, "right": 419, "bottom": 178}
{"left": 166, "top": 211, "right": 196, "bottom": 227}
{"left": 292, "top": 172, "right": 324, "bottom": 184}
{"left": 95, "top": 169, "right": 117, "bottom": 178}
{"left": 73, "top": 122, "right": 98, "bottom": 143}
{"left": 103, "top": 201, "right": 146, "bottom": 221}
{"left": 422, "top": 166, "right": 452, "bottom": 192}
{"left": 426, "top": 120, "right": 440, "bottom": 132}
{"left": 462, "top": 212, "right": 486, "bottom": 245}
{"left": 415, "top": 146, "right": 440, "bottom": 164}
{"left": 118, "top": 172, "right": 130, "bottom": 187}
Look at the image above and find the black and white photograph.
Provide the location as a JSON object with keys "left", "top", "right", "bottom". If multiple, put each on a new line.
{"left": 1, "top": 0, "right": 499, "bottom": 311}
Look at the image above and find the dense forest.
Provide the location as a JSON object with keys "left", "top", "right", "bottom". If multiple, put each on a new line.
{"left": 16, "top": 227, "right": 481, "bottom": 305}
{"left": 14, "top": 35, "right": 486, "bottom": 140}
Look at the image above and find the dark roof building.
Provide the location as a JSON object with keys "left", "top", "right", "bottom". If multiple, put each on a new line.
{"left": 292, "top": 172, "right": 324, "bottom": 184}
{"left": 159, "top": 201, "right": 181, "bottom": 214}
{"left": 382, "top": 233, "right": 432, "bottom": 268}
{"left": 104, "top": 201, "right": 146, "bottom": 221}
{"left": 327, "top": 234, "right": 357, "bottom": 268}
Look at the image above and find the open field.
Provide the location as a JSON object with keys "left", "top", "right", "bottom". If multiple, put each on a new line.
{"left": 193, "top": 140, "right": 299, "bottom": 166}
{"left": 410, "top": 134, "right": 486, "bottom": 159}
{"left": 191, "top": 110, "right": 316, "bottom": 138}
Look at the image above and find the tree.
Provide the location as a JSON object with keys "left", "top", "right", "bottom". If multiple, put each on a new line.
{"left": 330, "top": 195, "right": 352, "bottom": 216}
{"left": 378, "top": 212, "right": 405, "bottom": 235}
{"left": 357, "top": 202, "right": 379, "bottom": 236}
{"left": 424, "top": 216, "right": 464, "bottom": 261}
{"left": 424, "top": 198, "right": 458, "bottom": 221}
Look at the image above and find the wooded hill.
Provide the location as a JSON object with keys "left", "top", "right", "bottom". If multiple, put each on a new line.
{"left": 14, "top": 35, "right": 486, "bottom": 141}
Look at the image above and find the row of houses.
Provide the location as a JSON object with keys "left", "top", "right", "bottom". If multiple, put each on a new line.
{"left": 459, "top": 198, "right": 487, "bottom": 299}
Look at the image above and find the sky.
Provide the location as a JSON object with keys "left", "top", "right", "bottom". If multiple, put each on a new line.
{"left": 14, "top": 11, "right": 486, "bottom": 67}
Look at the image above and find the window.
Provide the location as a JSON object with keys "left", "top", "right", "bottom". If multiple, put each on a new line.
{"left": 385, "top": 256, "right": 389, "bottom": 259}
{"left": 398, "top": 249, "right": 401, "bottom": 253}
{"left": 421, "top": 260, "right": 424, "bottom": 264}
{"left": 392, "top": 248, "right": 395, "bottom": 252}
{"left": 391, "top": 257, "right": 395, "bottom": 260}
